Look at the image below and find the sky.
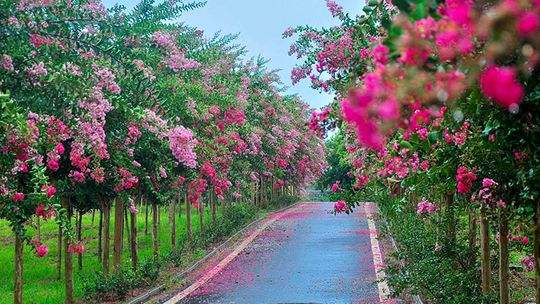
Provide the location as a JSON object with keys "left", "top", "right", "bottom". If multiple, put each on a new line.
{"left": 102, "top": 0, "right": 363, "bottom": 109}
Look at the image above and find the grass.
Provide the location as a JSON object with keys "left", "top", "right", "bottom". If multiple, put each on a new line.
{"left": 0, "top": 203, "right": 221, "bottom": 304}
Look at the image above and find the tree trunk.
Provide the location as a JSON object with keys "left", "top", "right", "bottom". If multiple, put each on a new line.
{"left": 130, "top": 207, "right": 138, "bottom": 271}
{"left": 91, "top": 210, "right": 96, "bottom": 226}
{"left": 102, "top": 201, "right": 111, "bottom": 276}
{"left": 468, "top": 208, "right": 477, "bottom": 266}
{"left": 499, "top": 209, "right": 509, "bottom": 304}
{"left": 534, "top": 200, "right": 540, "bottom": 304}
{"left": 198, "top": 199, "right": 205, "bottom": 235}
{"left": 113, "top": 198, "right": 124, "bottom": 272}
{"left": 57, "top": 225, "right": 62, "bottom": 280}
{"left": 480, "top": 206, "right": 491, "bottom": 293}
{"left": 98, "top": 209, "right": 102, "bottom": 263}
{"left": 445, "top": 193, "right": 456, "bottom": 252}
{"left": 170, "top": 196, "right": 177, "bottom": 248}
{"left": 77, "top": 212, "right": 83, "bottom": 271}
{"left": 186, "top": 193, "right": 192, "bottom": 242}
{"left": 37, "top": 217, "right": 41, "bottom": 240}
{"left": 211, "top": 191, "right": 217, "bottom": 226}
{"left": 63, "top": 200, "right": 74, "bottom": 304}
{"left": 124, "top": 207, "right": 130, "bottom": 249}
{"left": 145, "top": 199, "right": 149, "bottom": 236}
{"left": 14, "top": 232, "right": 23, "bottom": 304}
{"left": 157, "top": 206, "right": 161, "bottom": 229}
{"left": 152, "top": 200, "right": 159, "bottom": 258}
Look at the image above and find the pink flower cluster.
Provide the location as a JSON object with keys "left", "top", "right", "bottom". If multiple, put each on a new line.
{"left": 224, "top": 108, "right": 246, "bottom": 126}
{"left": 326, "top": 0, "right": 343, "bottom": 18}
{"left": 334, "top": 200, "right": 348, "bottom": 213}
{"left": 35, "top": 203, "right": 56, "bottom": 219}
{"left": 291, "top": 67, "right": 311, "bottom": 85}
{"left": 480, "top": 66, "right": 524, "bottom": 111}
{"left": 168, "top": 126, "right": 198, "bottom": 168}
{"left": 510, "top": 234, "right": 529, "bottom": 245}
{"left": 456, "top": 166, "right": 477, "bottom": 194}
{"left": 68, "top": 242, "right": 85, "bottom": 254}
{"left": 309, "top": 107, "right": 331, "bottom": 137}
{"left": 93, "top": 65, "right": 121, "bottom": 94}
{"left": 187, "top": 178, "right": 207, "bottom": 208}
{"left": 77, "top": 88, "right": 113, "bottom": 160}
{"left": 522, "top": 255, "right": 535, "bottom": 272}
{"left": 26, "top": 62, "right": 48, "bottom": 84}
{"left": 273, "top": 179, "right": 285, "bottom": 190}
{"left": 166, "top": 49, "right": 201, "bottom": 72}
{"left": 114, "top": 167, "right": 139, "bottom": 192}
{"left": 353, "top": 175, "right": 369, "bottom": 189}
{"left": 1, "top": 54, "right": 14, "bottom": 71}
{"left": 17, "top": 0, "right": 55, "bottom": 11}
{"left": 475, "top": 177, "right": 507, "bottom": 208}
{"left": 417, "top": 198, "right": 438, "bottom": 215}
{"left": 201, "top": 161, "right": 217, "bottom": 179}
{"left": 151, "top": 31, "right": 176, "bottom": 49}
{"left": 443, "top": 121, "right": 470, "bottom": 146}
{"left": 331, "top": 181, "right": 341, "bottom": 193}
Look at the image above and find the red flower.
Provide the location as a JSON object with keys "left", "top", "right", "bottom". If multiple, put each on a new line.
{"left": 12, "top": 192, "right": 25, "bottom": 202}
{"left": 516, "top": 12, "right": 540, "bottom": 37}
{"left": 480, "top": 66, "right": 524, "bottom": 110}
{"left": 35, "top": 244, "right": 49, "bottom": 258}
{"left": 334, "top": 200, "right": 348, "bottom": 213}
{"left": 55, "top": 143, "right": 65, "bottom": 155}
{"left": 68, "top": 243, "right": 85, "bottom": 254}
{"left": 47, "top": 159, "right": 60, "bottom": 171}
{"left": 42, "top": 185, "right": 57, "bottom": 198}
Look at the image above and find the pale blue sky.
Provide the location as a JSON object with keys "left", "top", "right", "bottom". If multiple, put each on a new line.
{"left": 102, "top": 0, "right": 363, "bottom": 109}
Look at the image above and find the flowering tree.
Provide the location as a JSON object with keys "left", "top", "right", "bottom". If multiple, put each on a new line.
{"left": 288, "top": 0, "right": 540, "bottom": 303}
{"left": 0, "top": 0, "right": 327, "bottom": 302}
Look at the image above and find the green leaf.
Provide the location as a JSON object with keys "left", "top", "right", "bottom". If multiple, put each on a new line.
{"left": 400, "top": 140, "right": 413, "bottom": 149}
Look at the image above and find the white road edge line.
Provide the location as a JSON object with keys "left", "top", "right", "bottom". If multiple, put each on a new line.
{"left": 363, "top": 202, "right": 392, "bottom": 304}
{"left": 163, "top": 205, "right": 295, "bottom": 304}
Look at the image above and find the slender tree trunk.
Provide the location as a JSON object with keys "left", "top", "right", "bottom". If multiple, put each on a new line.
{"left": 157, "top": 206, "right": 161, "bottom": 229}
{"left": 102, "top": 202, "right": 111, "bottom": 276}
{"left": 445, "top": 193, "right": 456, "bottom": 251}
{"left": 145, "top": 199, "right": 149, "bottom": 236}
{"left": 113, "top": 198, "right": 124, "bottom": 272}
{"left": 252, "top": 182, "right": 256, "bottom": 205}
{"left": 468, "top": 208, "right": 477, "bottom": 265}
{"left": 130, "top": 207, "right": 138, "bottom": 271}
{"left": 37, "top": 217, "right": 41, "bottom": 240}
{"left": 152, "top": 200, "right": 159, "bottom": 258}
{"left": 98, "top": 209, "right": 102, "bottom": 263}
{"left": 499, "top": 209, "right": 509, "bottom": 304}
{"left": 186, "top": 193, "right": 192, "bottom": 242}
{"left": 77, "top": 212, "right": 83, "bottom": 271}
{"left": 198, "top": 199, "right": 205, "bottom": 235}
{"left": 57, "top": 225, "right": 62, "bottom": 279}
{"left": 170, "top": 199, "right": 176, "bottom": 248}
{"left": 63, "top": 199, "right": 74, "bottom": 304}
{"left": 480, "top": 206, "right": 491, "bottom": 293}
{"left": 534, "top": 200, "right": 540, "bottom": 304}
{"left": 91, "top": 210, "right": 95, "bottom": 226}
{"left": 211, "top": 191, "right": 217, "bottom": 226}
{"left": 14, "top": 232, "right": 23, "bottom": 304}
{"left": 124, "top": 207, "right": 130, "bottom": 249}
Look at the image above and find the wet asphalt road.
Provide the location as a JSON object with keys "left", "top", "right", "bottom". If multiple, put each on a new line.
{"left": 175, "top": 202, "right": 381, "bottom": 304}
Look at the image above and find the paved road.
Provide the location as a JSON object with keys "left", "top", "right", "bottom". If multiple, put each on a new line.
{"left": 166, "top": 202, "right": 384, "bottom": 304}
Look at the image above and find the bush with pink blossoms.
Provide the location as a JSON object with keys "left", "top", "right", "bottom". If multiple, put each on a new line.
{"left": 291, "top": 0, "right": 540, "bottom": 302}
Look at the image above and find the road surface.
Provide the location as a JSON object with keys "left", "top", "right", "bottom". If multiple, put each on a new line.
{"left": 162, "top": 202, "right": 389, "bottom": 304}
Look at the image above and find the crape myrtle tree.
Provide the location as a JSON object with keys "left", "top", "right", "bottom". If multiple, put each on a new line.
{"left": 0, "top": 0, "right": 326, "bottom": 303}
{"left": 288, "top": 0, "right": 540, "bottom": 303}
